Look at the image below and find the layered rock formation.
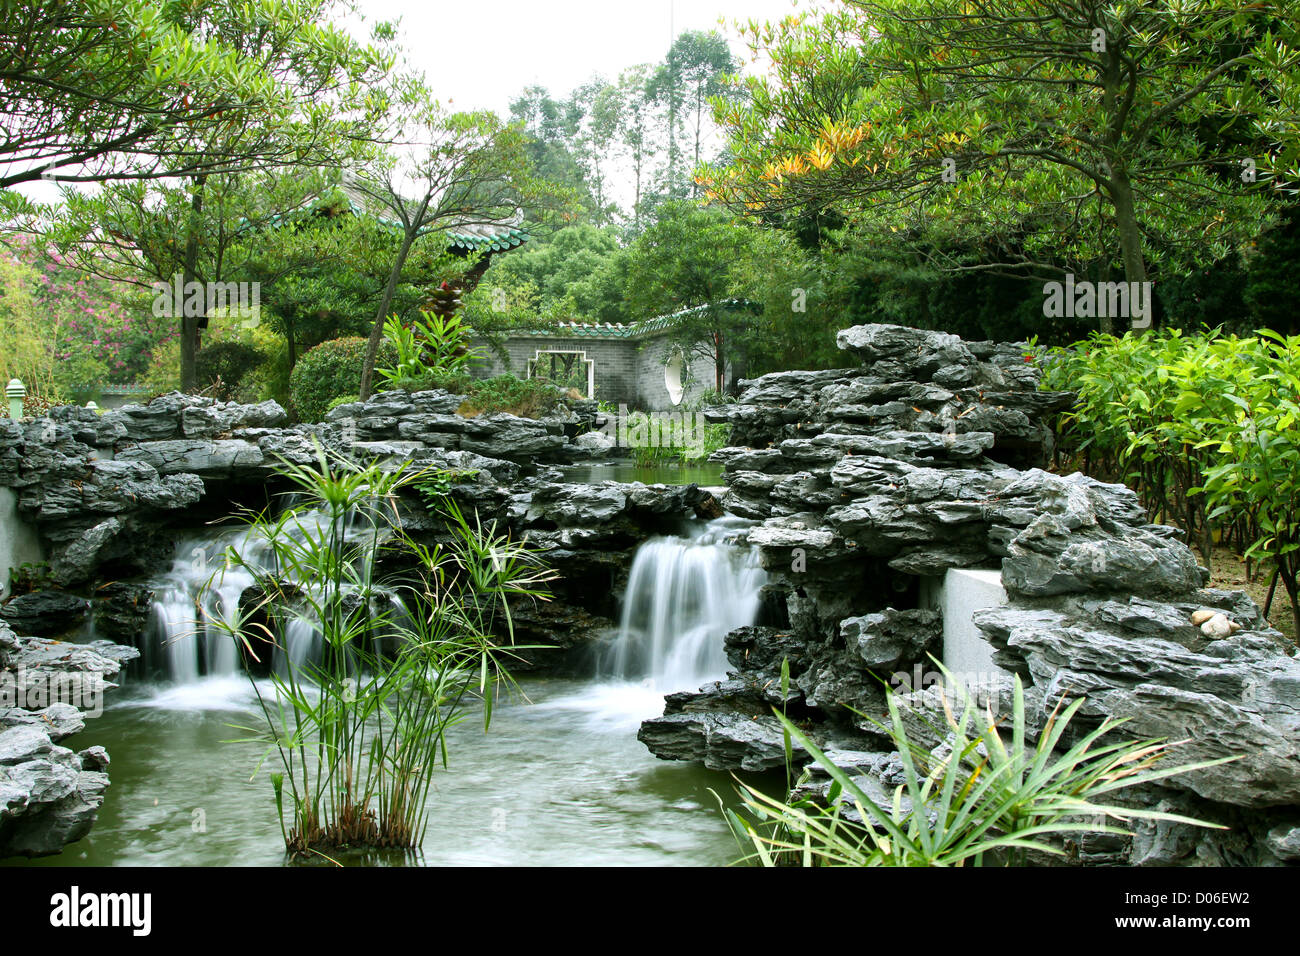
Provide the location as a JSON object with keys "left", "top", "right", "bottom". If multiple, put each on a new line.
{"left": 0, "top": 623, "right": 138, "bottom": 857}
{"left": 639, "top": 323, "right": 1300, "bottom": 866}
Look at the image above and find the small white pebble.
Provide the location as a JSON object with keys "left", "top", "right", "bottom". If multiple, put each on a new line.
{"left": 1201, "top": 613, "right": 1233, "bottom": 638}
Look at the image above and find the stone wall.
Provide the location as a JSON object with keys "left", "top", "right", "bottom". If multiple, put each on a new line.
{"left": 472, "top": 329, "right": 717, "bottom": 409}
{"left": 638, "top": 323, "right": 1300, "bottom": 866}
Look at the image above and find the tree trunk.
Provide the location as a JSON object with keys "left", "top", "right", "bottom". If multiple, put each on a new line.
{"left": 1097, "top": 260, "right": 1115, "bottom": 336}
{"left": 179, "top": 175, "right": 206, "bottom": 391}
{"left": 359, "top": 229, "right": 418, "bottom": 401}
{"left": 712, "top": 329, "right": 725, "bottom": 393}
{"left": 286, "top": 322, "right": 297, "bottom": 370}
{"left": 1110, "top": 172, "right": 1148, "bottom": 286}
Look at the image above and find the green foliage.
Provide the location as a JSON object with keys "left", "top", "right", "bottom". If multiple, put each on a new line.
{"left": 291, "top": 336, "right": 396, "bottom": 423}
{"left": 707, "top": 2, "right": 1300, "bottom": 288}
{"left": 206, "top": 444, "right": 556, "bottom": 856}
{"left": 6, "top": 561, "right": 54, "bottom": 597}
{"left": 454, "top": 375, "right": 564, "bottom": 419}
{"left": 0, "top": 245, "right": 63, "bottom": 402}
{"left": 194, "top": 341, "right": 267, "bottom": 401}
{"left": 376, "top": 311, "right": 483, "bottom": 389}
{"left": 414, "top": 470, "right": 481, "bottom": 509}
{"left": 723, "top": 665, "right": 1228, "bottom": 867}
{"left": 1041, "top": 329, "right": 1300, "bottom": 635}
{"left": 0, "top": 0, "right": 392, "bottom": 191}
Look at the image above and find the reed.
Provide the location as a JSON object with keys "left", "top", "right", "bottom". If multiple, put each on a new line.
{"left": 205, "top": 440, "right": 555, "bottom": 857}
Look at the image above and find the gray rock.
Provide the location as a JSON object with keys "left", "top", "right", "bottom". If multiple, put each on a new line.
{"left": 637, "top": 712, "right": 805, "bottom": 772}
{"left": 1265, "top": 822, "right": 1300, "bottom": 861}
{"left": 0, "top": 590, "right": 90, "bottom": 637}
{"left": 49, "top": 518, "right": 123, "bottom": 585}
{"left": 841, "top": 608, "right": 941, "bottom": 670}
{"left": 117, "top": 438, "right": 265, "bottom": 477}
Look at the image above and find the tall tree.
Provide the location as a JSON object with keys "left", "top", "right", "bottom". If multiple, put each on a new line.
{"left": 705, "top": 1, "right": 1300, "bottom": 298}
{"left": 616, "top": 65, "right": 660, "bottom": 231}
{"left": 623, "top": 200, "right": 757, "bottom": 391}
{"left": 352, "top": 93, "right": 565, "bottom": 400}
{"left": 653, "top": 30, "right": 740, "bottom": 197}
{"left": 0, "top": 0, "right": 392, "bottom": 192}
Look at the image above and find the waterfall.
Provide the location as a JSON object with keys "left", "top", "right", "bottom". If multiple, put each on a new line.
{"left": 609, "top": 517, "right": 766, "bottom": 693}
{"left": 144, "top": 528, "right": 283, "bottom": 681}
{"left": 141, "top": 506, "right": 386, "bottom": 683}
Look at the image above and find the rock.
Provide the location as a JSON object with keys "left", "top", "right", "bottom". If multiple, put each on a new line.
{"left": 1200, "top": 613, "right": 1238, "bottom": 638}
{"left": 48, "top": 518, "right": 123, "bottom": 585}
{"left": 840, "top": 608, "right": 941, "bottom": 670}
{"left": 116, "top": 439, "right": 266, "bottom": 477}
{"left": 104, "top": 391, "right": 200, "bottom": 441}
{"left": 181, "top": 399, "right": 287, "bottom": 438}
{"left": 573, "top": 430, "right": 616, "bottom": 458}
{"left": 0, "top": 590, "right": 90, "bottom": 637}
{"left": 0, "top": 724, "right": 53, "bottom": 763}
{"left": 1001, "top": 513, "right": 1203, "bottom": 598}
{"left": 1265, "top": 822, "right": 1300, "bottom": 861}
{"left": 0, "top": 703, "right": 85, "bottom": 740}
{"left": 637, "top": 711, "right": 806, "bottom": 772}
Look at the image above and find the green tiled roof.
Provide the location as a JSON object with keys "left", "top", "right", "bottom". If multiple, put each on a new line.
{"left": 337, "top": 184, "right": 529, "bottom": 253}
{"left": 501, "top": 300, "right": 759, "bottom": 339}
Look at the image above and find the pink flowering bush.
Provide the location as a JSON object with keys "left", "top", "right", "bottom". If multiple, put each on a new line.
{"left": 4, "top": 234, "right": 174, "bottom": 389}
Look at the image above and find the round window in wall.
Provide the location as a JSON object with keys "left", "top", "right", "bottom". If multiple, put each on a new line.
{"left": 664, "top": 350, "right": 686, "bottom": 406}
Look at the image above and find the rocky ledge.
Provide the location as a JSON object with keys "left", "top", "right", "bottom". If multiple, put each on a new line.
{"left": 0, "top": 623, "right": 138, "bottom": 858}
{"left": 641, "top": 323, "right": 1300, "bottom": 866}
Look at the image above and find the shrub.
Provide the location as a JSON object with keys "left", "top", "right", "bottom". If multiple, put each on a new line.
{"left": 455, "top": 375, "right": 563, "bottom": 418}
{"left": 290, "top": 337, "right": 396, "bottom": 422}
{"left": 1040, "top": 329, "right": 1300, "bottom": 636}
{"left": 138, "top": 339, "right": 181, "bottom": 396}
{"left": 378, "top": 368, "right": 564, "bottom": 419}
{"left": 376, "top": 311, "right": 483, "bottom": 389}
{"left": 723, "top": 662, "right": 1227, "bottom": 867}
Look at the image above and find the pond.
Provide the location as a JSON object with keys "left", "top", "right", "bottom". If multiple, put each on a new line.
{"left": 25, "top": 675, "right": 765, "bottom": 867}
{"left": 16, "top": 516, "right": 773, "bottom": 868}
{"left": 557, "top": 461, "right": 725, "bottom": 487}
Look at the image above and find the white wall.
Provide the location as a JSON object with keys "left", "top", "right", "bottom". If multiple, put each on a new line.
{"left": 938, "top": 568, "right": 1010, "bottom": 691}
{"left": 0, "top": 487, "right": 44, "bottom": 599}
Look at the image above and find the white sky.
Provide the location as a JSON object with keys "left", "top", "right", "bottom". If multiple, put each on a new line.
{"left": 352, "top": 0, "right": 807, "bottom": 115}
{"left": 11, "top": 1, "right": 813, "bottom": 211}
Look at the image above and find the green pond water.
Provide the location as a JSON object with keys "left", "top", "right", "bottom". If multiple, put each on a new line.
{"left": 559, "top": 462, "right": 725, "bottom": 486}
{"left": 17, "top": 675, "right": 765, "bottom": 867}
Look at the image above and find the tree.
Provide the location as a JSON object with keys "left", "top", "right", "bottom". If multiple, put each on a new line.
{"left": 478, "top": 223, "right": 622, "bottom": 317}
{"left": 509, "top": 85, "right": 595, "bottom": 224}
{"left": 706, "top": 1, "right": 1300, "bottom": 300}
{"left": 616, "top": 65, "right": 661, "bottom": 231}
{"left": 623, "top": 201, "right": 757, "bottom": 391}
{"left": 32, "top": 0, "right": 393, "bottom": 388}
{"left": 52, "top": 168, "right": 337, "bottom": 384}
{"left": 352, "top": 94, "right": 566, "bottom": 400}
{"left": 650, "top": 31, "right": 740, "bottom": 198}
{"left": 573, "top": 78, "right": 625, "bottom": 225}
{"left": 0, "top": 0, "right": 392, "bottom": 192}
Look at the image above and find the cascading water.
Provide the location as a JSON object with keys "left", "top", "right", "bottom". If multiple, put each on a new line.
{"left": 145, "top": 529, "right": 273, "bottom": 682}
{"left": 608, "top": 516, "right": 767, "bottom": 693}
{"left": 141, "top": 506, "right": 388, "bottom": 686}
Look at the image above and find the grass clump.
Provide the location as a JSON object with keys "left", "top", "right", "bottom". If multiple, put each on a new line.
{"left": 721, "top": 662, "right": 1231, "bottom": 867}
